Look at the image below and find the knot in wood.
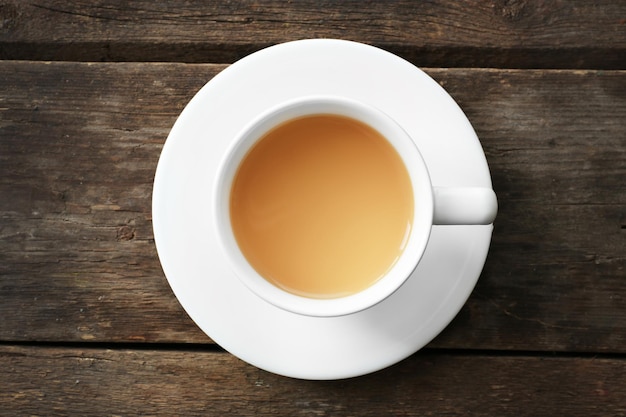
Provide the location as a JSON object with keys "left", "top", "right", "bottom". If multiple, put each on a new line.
{"left": 116, "top": 225, "right": 135, "bottom": 241}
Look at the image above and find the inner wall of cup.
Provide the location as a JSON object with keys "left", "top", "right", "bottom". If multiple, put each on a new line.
{"left": 216, "top": 96, "right": 433, "bottom": 317}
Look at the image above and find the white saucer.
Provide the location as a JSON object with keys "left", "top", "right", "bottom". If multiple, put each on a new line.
{"left": 152, "top": 39, "right": 494, "bottom": 380}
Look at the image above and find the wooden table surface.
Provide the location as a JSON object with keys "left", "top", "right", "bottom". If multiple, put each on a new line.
{"left": 1, "top": 1, "right": 625, "bottom": 415}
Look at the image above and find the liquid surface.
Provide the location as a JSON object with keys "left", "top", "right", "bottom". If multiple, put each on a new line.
{"left": 230, "top": 114, "right": 414, "bottom": 299}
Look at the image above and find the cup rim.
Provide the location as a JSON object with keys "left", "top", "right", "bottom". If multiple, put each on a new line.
{"left": 214, "top": 95, "right": 434, "bottom": 317}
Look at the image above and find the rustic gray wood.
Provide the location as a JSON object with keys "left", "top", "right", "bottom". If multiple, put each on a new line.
{"left": 1, "top": 61, "right": 624, "bottom": 352}
{"left": 0, "top": 0, "right": 625, "bottom": 68}
{"left": 1, "top": 2, "right": 626, "bottom": 414}
{"left": 1, "top": 345, "right": 625, "bottom": 416}
{"left": 430, "top": 68, "right": 626, "bottom": 353}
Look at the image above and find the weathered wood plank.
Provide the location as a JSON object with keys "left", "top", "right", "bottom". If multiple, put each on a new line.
{"left": 0, "top": 1, "right": 625, "bottom": 68}
{"left": 430, "top": 69, "right": 626, "bottom": 352}
{"left": 1, "top": 345, "right": 625, "bottom": 416}
{"left": 0, "top": 62, "right": 217, "bottom": 344}
{"left": 0, "top": 62, "right": 624, "bottom": 351}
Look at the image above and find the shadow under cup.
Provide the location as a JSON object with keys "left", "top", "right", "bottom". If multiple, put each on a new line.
{"left": 214, "top": 96, "right": 435, "bottom": 317}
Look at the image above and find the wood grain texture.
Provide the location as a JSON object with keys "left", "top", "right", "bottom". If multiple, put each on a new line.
{"left": 430, "top": 68, "right": 626, "bottom": 353}
{"left": 1, "top": 62, "right": 625, "bottom": 352}
{"left": 0, "top": 0, "right": 625, "bottom": 68}
{"left": 1, "top": 345, "right": 625, "bottom": 416}
{"left": 2, "top": 2, "right": 624, "bottom": 414}
{"left": 0, "top": 62, "right": 217, "bottom": 344}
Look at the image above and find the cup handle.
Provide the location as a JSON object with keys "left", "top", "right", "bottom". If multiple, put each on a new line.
{"left": 433, "top": 187, "right": 498, "bottom": 225}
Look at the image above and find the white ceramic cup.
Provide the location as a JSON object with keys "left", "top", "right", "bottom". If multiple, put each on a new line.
{"left": 214, "top": 96, "right": 497, "bottom": 317}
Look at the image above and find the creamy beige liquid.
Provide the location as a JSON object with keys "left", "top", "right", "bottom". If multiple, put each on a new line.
{"left": 230, "top": 114, "right": 414, "bottom": 299}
